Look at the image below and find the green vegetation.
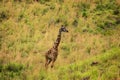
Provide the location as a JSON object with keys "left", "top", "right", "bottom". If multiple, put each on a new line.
{"left": 0, "top": 0, "right": 120, "bottom": 80}
{"left": 59, "top": 48, "right": 120, "bottom": 80}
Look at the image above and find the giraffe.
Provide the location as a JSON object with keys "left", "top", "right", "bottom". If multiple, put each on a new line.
{"left": 45, "top": 25, "right": 68, "bottom": 68}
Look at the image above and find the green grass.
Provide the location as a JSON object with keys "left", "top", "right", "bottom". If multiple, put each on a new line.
{"left": 48, "top": 47, "right": 120, "bottom": 80}
{"left": 0, "top": 0, "right": 120, "bottom": 80}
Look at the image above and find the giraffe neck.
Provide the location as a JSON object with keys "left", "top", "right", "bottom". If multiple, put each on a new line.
{"left": 53, "top": 30, "right": 62, "bottom": 49}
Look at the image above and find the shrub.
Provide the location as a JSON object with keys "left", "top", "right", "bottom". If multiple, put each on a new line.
{"left": 0, "top": 62, "right": 25, "bottom": 79}
{"left": 55, "top": 15, "right": 68, "bottom": 25}
{"left": 18, "top": 12, "right": 24, "bottom": 21}
{"left": 58, "top": 0, "right": 64, "bottom": 4}
{"left": 77, "top": 2, "right": 90, "bottom": 12}
{"left": 76, "top": 2, "right": 90, "bottom": 18}
{"left": 72, "top": 18, "right": 78, "bottom": 27}
{"left": 6, "top": 63, "right": 24, "bottom": 72}
{"left": 46, "top": 3, "right": 55, "bottom": 10}
{"left": 0, "top": 8, "right": 10, "bottom": 22}
{"left": 41, "top": 8, "right": 49, "bottom": 15}
{"left": 38, "top": 0, "right": 50, "bottom": 4}
{"left": 95, "top": 0, "right": 117, "bottom": 11}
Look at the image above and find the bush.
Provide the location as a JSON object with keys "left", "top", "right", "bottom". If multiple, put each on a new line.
{"left": 41, "top": 8, "right": 49, "bottom": 15}
{"left": 38, "top": 0, "right": 50, "bottom": 4}
{"left": 95, "top": 0, "right": 117, "bottom": 11}
{"left": 0, "top": 8, "right": 9, "bottom": 22}
{"left": 0, "top": 62, "right": 25, "bottom": 79}
{"left": 72, "top": 18, "right": 78, "bottom": 27}
{"left": 77, "top": 2, "right": 90, "bottom": 12}
{"left": 77, "top": 2, "right": 90, "bottom": 18}
{"left": 55, "top": 15, "right": 68, "bottom": 25}
{"left": 58, "top": 0, "right": 64, "bottom": 4}
{"left": 6, "top": 63, "right": 24, "bottom": 72}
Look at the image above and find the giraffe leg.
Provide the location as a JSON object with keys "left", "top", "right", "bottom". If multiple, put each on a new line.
{"left": 51, "top": 58, "right": 56, "bottom": 68}
{"left": 51, "top": 61, "right": 54, "bottom": 68}
{"left": 45, "top": 59, "right": 48, "bottom": 68}
{"left": 47, "top": 59, "right": 52, "bottom": 65}
{"left": 45, "top": 58, "right": 52, "bottom": 69}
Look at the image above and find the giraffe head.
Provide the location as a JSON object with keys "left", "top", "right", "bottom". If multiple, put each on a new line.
{"left": 59, "top": 25, "right": 68, "bottom": 32}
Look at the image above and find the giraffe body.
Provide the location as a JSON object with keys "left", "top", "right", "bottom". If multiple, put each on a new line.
{"left": 45, "top": 26, "right": 68, "bottom": 68}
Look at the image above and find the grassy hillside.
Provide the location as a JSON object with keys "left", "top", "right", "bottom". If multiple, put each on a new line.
{"left": 0, "top": 0, "right": 120, "bottom": 80}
